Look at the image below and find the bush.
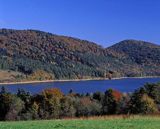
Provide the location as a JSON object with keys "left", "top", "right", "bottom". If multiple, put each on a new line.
{"left": 144, "top": 83, "right": 160, "bottom": 104}
{"left": 129, "top": 88, "right": 158, "bottom": 114}
{"left": 140, "top": 94, "right": 158, "bottom": 114}
{"left": 60, "top": 96, "right": 76, "bottom": 118}
{"left": 5, "top": 95, "right": 24, "bottom": 121}
{"left": 76, "top": 97, "right": 102, "bottom": 117}
{"left": 102, "top": 89, "right": 120, "bottom": 114}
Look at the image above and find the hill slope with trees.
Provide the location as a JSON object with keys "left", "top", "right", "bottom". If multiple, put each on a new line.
{"left": 0, "top": 29, "right": 159, "bottom": 82}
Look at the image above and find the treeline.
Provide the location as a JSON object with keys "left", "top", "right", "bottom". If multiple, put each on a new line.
{"left": 0, "top": 82, "right": 160, "bottom": 121}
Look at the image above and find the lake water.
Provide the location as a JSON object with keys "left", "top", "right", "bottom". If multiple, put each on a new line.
{"left": 0, "top": 78, "right": 160, "bottom": 94}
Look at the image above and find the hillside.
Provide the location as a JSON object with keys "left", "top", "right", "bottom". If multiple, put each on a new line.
{"left": 0, "top": 29, "right": 160, "bottom": 82}
{"left": 108, "top": 40, "right": 160, "bottom": 76}
{"left": 108, "top": 40, "right": 160, "bottom": 65}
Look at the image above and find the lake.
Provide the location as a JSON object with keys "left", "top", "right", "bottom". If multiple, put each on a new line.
{"left": 0, "top": 78, "right": 160, "bottom": 94}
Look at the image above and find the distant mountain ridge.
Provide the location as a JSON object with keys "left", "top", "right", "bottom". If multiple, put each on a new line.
{"left": 0, "top": 29, "right": 159, "bottom": 81}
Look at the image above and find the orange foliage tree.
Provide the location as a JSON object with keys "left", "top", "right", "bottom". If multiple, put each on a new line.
{"left": 112, "top": 90, "right": 122, "bottom": 102}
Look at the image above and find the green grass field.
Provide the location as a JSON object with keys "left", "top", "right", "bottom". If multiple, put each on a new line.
{"left": 0, "top": 116, "right": 160, "bottom": 129}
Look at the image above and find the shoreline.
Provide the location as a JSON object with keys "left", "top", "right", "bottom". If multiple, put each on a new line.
{"left": 0, "top": 76, "right": 160, "bottom": 85}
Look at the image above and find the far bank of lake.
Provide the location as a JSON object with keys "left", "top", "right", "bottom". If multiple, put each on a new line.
{"left": 0, "top": 76, "right": 160, "bottom": 85}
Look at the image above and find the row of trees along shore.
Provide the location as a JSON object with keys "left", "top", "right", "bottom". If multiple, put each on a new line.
{"left": 0, "top": 82, "right": 160, "bottom": 121}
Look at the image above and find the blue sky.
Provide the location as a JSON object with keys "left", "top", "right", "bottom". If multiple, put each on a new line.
{"left": 0, "top": 0, "right": 160, "bottom": 47}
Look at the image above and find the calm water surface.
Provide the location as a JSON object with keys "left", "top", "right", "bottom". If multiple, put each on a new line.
{"left": 0, "top": 78, "right": 160, "bottom": 94}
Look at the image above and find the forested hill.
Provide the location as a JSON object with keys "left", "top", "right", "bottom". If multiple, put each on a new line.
{"left": 108, "top": 40, "right": 160, "bottom": 65}
{"left": 0, "top": 29, "right": 159, "bottom": 82}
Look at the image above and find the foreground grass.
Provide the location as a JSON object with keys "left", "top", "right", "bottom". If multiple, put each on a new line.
{"left": 0, "top": 116, "right": 160, "bottom": 129}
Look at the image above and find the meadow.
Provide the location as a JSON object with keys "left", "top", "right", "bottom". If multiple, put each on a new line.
{"left": 0, "top": 116, "right": 160, "bottom": 129}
